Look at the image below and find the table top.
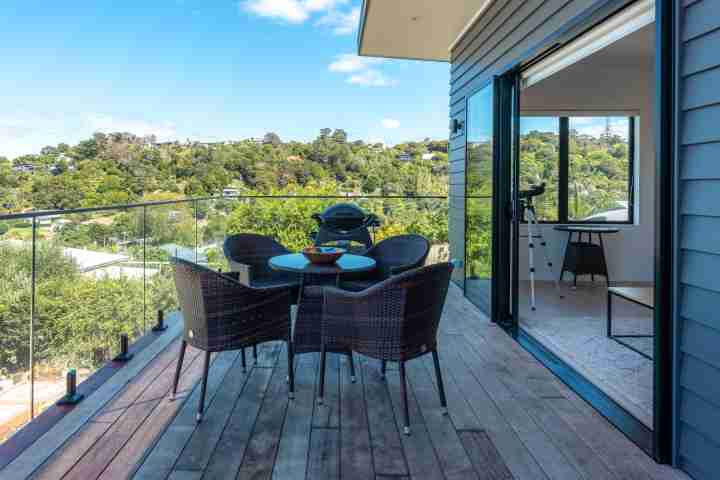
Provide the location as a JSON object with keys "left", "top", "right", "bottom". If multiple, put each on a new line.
{"left": 554, "top": 226, "right": 620, "bottom": 234}
{"left": 269, "top": 253, "right": 376, "bottom": 275}
{"left": 608, "top": 286, "right": 654, "bottom": 308}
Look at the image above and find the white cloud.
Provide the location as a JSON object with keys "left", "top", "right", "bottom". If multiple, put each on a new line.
{"left": 241, "top": 0, "right": 310, "bottom": 23}
{"left": 348, "top": 69, "right": 397, "bottom": 87}
{"left": 328, "top": 53, "right": 382, "bottom": 73}
{"left": 86, "top": 114, "right": 177, "bottom": 140}
{"left": 316, "top": 6, "right": 360, "bottom": 35}
{"left": 329, "top": 53, "right": 396, "bottom": 87}
{"left": 241, "top": 0, "right": 350, "bottom": 25}
{"left": 381, "top": 118, "right": 400, "bottom": 129}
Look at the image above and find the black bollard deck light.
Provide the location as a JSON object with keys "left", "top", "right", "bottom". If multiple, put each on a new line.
{"left": 56, "top": 369, "right": 84, "bottom": 406}
{"left": 152, "top": 310, "right": 168, "bottom": 332}
{"left": 113, "top": 333, "right": 134, "bottom": 362}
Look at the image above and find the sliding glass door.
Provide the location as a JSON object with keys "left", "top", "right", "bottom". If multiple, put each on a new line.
{"left": 464, "top": 75, "right": 517, "bottom": 324}
{"left": 464, "top": 84, "right": 495, "bottom": 316}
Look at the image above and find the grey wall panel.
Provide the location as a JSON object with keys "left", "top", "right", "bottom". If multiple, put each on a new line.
{"left": 680, "top": 250, "right": 720, "bottom": 293}
{"left": 681, "top": 66, "right": 720, "bottom": 111}
{"left": 679, "top": 389, "right": 720, "bottom": 450}
{"left": 679, "top": 142, "right": 720, "bottom": 179}
{"left": 681, "top": 318, "right": 720, "bottom": 369}
{"left": 682, "top": 0, "right": 720, "bottom": 42}
{"left": 680, "top": 285, "right": 720, "bottom": 331}
{"left": 680, "top": 179, "right": 720, "bottom": 217}
{"left": 452, "top": 0, "right": 520, "bottom": 63}
{"left": 682, "top": 27, "right": 720, "bottom": 76}
{"left": 681, "top": 103, "right": 720, "bottom": 144}
{"left": 680, "top": 353, "right": 720, "bottom": 409}
{"left": 680, "top": 215, "right": 720, "bottom": 255}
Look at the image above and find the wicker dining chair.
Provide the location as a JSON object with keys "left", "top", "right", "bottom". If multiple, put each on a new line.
{"left": 318, "top": 262, "right": 453, "bottom": 435}
{"left": 171, "top": 257, "right": 295, "bottom": 422}
{"left": 340, "top": 234, "right": 431, "bottom": 292}
{"left": 223, "top": 233, "right": 300, "bottom": 290}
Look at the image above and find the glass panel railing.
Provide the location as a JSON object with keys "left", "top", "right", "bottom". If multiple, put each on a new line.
{"left": 33, "top": 208, "right": 146, "bottom": 415}
{"left": 144, "top": 201, "right": 196, "bottom": 329}
{"left": 0, "top": 219, "right": 34, "bottom": 442}
{"left": 0, "top": 194, "right": 448, "bottom": 443}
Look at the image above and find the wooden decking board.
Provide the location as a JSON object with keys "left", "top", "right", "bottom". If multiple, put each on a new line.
{"left": 385, "top": 369, "right": 445, "bottom": 480}
{"left": 312, "top": 353, "right": 340, "bottom": 429}
{"left": 338, "top": 352, "right": 374, "bottom": 480}
{"left": 450, "top": 337, "right": 582, "bottom": 480}
{"left": 306, "top": 428, "right": 339, "bottom": 480}
{"left": 435, "top": 336, "right": 549, "bottom": 480}
{"left": 361, "top": 358, "right": 408, "bottom": 477}
{"left": 235, "top": 345, "right": 290, "bottom": 480}
{"left": 458, "top": 430, "right": 514, "bottom": 480}
{"left": 1, "top": 285, "right": 690, "bottom": 480}
{"left": 201, "top": 366, "right": 273, "bottom": 480}
{"left": 132, "top": 351, "right": 240, "bottom": 480}
{"left": 418, "top": 352, "right": 482, "bottom": 431}
{"left": 96, "top": 344, "right": 210, "bottom": 480}
{"left": 172, "top": 352, "right": 251, "bottom": 472}
{"left": 0, "top": 317, "right": 183, "bottom": 480}
{"left": 404, "top": 359, "right": 477, "bottom": 480}
{"left": 272, "top": 353, "right": 317, "bottom": 480}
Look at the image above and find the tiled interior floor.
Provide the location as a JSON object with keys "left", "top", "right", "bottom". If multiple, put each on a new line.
{"left": 519, "top": 281, "right": 654, "bottom": 428}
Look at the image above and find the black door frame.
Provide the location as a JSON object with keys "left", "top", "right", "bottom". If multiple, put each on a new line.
{"left": 484, "top": 0, "right": 675, "bottom": 463}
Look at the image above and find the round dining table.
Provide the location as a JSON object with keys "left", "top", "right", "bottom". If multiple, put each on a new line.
{"left": 269, "top": 252, "right": 376, "bottom": 300}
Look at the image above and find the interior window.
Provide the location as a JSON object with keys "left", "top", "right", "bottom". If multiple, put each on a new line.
{"left": 520, "top": 117, "right": 560, "bottom": 222}
{"left": 568, "top": 117, "right": 633, "bottom": 222}
{"left": 518, "top": 115, "right": 634, "bottom": 224}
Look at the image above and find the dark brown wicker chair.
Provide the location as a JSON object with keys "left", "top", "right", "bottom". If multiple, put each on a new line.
{"left": 223, "top": 233, "right": 300, "bottom": 290}
{"left": 340, "top": 234, "right": 431, "bottom": 291}
{"left": 318, "top": 262, "right": 453, "bottom": 435}
{"left": 171, "top": 257, "right": 294, "bottom": 422}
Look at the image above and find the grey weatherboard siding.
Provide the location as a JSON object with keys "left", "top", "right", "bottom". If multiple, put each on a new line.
{"left": 677, "top": 1, "right": 720, "bottom": 479}
{"left": 447, "top": 0, "right": 601, "bottom": 284}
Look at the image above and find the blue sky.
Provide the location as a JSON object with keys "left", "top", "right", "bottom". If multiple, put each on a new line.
{"left": 0, "top": 0, "right": 450, "bottom": 159}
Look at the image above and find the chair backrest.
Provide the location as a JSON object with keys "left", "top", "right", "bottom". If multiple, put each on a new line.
{"left": 314, "top": 224, "right": 373, "bottom": 250}
{"left": 369, "top": 234, "right": 431, "bottom": 278}
{"left": 223, "top": 233, "right": 289, "bottom": 278}
{"left": 348, "top": 262, "right": 453, "bottom": 361}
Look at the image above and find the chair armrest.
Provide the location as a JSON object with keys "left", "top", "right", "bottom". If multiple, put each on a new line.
{"left": 390, "top": 264, "right": 416, "bottom": 276}
{"left": 228, "top": 260, "right": 253, "bottom": 286}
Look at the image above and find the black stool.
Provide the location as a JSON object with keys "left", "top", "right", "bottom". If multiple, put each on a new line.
{"left": 554, "top": 226, "right": 619, "bottom": 288}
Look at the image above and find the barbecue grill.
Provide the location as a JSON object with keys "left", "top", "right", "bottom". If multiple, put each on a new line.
{"left": 311, "top": 203, "right": 380, "bottom": 251}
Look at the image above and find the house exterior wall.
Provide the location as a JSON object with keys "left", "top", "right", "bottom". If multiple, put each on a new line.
{"left": 448, "top": 0, "right": 610, "bottom": 285}
{"left": 675, "top": 1, "right": 720, "bottom": 478}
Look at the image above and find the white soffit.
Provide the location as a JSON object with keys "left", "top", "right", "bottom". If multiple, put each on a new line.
{"left": 521, "top": 0, "right": 655, "bottom": 89}
{"left": 358, "top": 0, "right": 493, "bottom": 62}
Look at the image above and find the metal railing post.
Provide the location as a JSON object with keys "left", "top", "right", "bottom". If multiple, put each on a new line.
{"left": 29, "top": 217, "right": 36, "bottom": 419}
{"left": 142, "top": 205, "right": 147, "bottom": 332}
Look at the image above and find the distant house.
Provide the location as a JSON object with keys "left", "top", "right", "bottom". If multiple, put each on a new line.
{"left": 222, "top": 188, "right": 240, "bottom": 197}
{"left": 396, "top": 152, "right": 413, "bottom": 162}
{"left": 421, "top": 153, "right": 436, "bottom": 161}
{"left": 13, "top": 164, "right": 35, "bottom": 173}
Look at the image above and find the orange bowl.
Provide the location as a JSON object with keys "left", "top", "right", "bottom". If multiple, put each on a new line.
{"left": 302, "top": 247, "right": 346, "bottom": 264}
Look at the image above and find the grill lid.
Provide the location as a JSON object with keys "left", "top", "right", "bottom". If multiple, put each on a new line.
{"left": 313, "top": 203, "right": 379, "bottom": 231}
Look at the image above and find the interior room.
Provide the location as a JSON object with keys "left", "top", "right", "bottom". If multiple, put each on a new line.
{"left": 517, "top": 22, "right": 656, "bottom": 428}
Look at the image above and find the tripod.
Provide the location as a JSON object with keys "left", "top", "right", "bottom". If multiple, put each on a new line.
{"left": 520, "top": 184, "right": 563, "bottom": 311}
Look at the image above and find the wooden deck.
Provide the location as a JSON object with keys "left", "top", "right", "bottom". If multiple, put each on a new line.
{"left": 0, "top": 285, "right": 688, "bottom": 480}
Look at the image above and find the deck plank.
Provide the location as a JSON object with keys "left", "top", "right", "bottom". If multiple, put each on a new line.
{"left": 361, "top": 358, "right": 408, "bottom": 477}
{"left": 235, "top": 345, "right": 290, "bottom": 480}
{"left": 435, "top": 336, "right": 549, "bottom": 480}
{"left": 306, "top": 428, "right": 339, "bottom": 480}
{"left": 202, "top": 366, "right": 274, "bottom": 480}
{"left": 385, "top": 368, "right": 444, "bottom": 480}
{"left": 132, "top": 351, "right": 240, "bottom": 480}
{"left": 272, "top": 353, "right": 317, "bottom": 480}
{"left": 339, "top": 353, "right": 373, "bottom": 480}
{"left": 97, "top": 347, "right": 208, "bottom": 480}
{"left": 458, "top": 430, "right": 514, "bottom": 480}
{"left": 312, "top": 353, "right": 340, "bottom": 429}
{"left": 404, "top": 359, "right": 477, "bottom": 480}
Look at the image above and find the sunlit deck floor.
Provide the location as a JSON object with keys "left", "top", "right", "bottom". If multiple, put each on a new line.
{"left": 1, "top": 285, "right": 688, "bottom": 480}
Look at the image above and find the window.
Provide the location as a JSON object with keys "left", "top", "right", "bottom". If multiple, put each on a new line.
{"left": 519, "top": 116, "right": 635, "bottom": 224}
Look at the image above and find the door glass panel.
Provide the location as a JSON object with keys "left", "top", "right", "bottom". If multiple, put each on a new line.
{"left": 465, "top": 84, "right": 494, "bottom": 315}
{"left": 520, "top": 117, "right": 560, "bottom": 222}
